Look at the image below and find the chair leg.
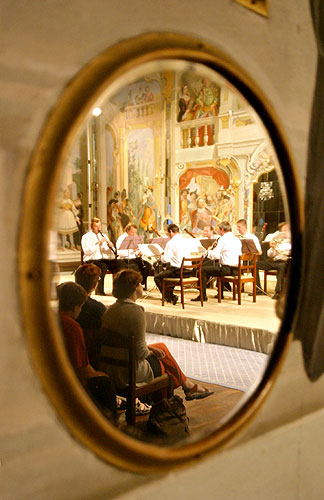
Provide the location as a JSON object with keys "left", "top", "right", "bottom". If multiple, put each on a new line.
{"left": 162, "top": 281, "right": 165, "bottom": 306}
{"left": 181, "top": 287, "right": 184, "bottom": 309}
{"left": 253, "top": 278, "right": 257, "bottom": 302}
{"left": 218, "top": 279, "right": 222, "bottom": 303}
{"left": 126, "top": 394, "right": 136, "bottom": 426}
{"left": 264, "top": 271, "right": 267, "bottom": 293}
{"left": 238, "top": 281, "right": 242, "bottom": 305}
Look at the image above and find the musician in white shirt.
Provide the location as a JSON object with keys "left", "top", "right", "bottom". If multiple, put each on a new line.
{"left": 236, "top": 219, "right": 262, "bottom": 255}
{"left": 192, "top": 221, "right": 242, "bottom": 302}
{"left": 254, "top": 222, "right": 291, "bottom": 299}
{"left": 81, "top": 218, "right": 118, "bottom": 295}
{"left": 154, "top": 224, "right": 191, "bottom": 305}
{"left": 115, "top": 223, "right": 152, "bottom": 286}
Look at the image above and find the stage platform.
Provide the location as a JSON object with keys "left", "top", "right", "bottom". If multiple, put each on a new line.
{"left": 57, "top": 272, "right": 280, "bottom": 356}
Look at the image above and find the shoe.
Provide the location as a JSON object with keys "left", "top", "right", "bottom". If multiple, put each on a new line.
{"left": 248, "top": 290, "right": 266, "bottom": 296}
{"left": 272, "top": 292, "right": 280, "bottom": 300}
{"left": 116, "top": 397, "right": 127, "bottom": 411}
{"left": 184, "top": 384, "right": 214, "bottom": 401}
{"left": 191, "top": 295, "right": 207, "bottom": 302}
{"left": 171, "top": 295, "right": 178, "bottom": 305}
{"left": 135, "top": 400, "right": 151, "bottom": 415}
{"left": 213, "top": 293, "right": 224, "bottom": 299}
{"left": 97, "top": 291, "right": 107, "bottom": 296}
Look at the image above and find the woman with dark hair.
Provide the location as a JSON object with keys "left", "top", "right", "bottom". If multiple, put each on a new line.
{"left": 100, "top": 269, "right": 213, "bottom": 400}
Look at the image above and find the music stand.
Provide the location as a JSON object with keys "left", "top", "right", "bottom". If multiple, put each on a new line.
{"left": 119, "top": 235, "right": 144, "bottom": 258}
{"left": 241, "top": 238, "right": 259, "bottom": 254}
{"left": 199, "top": 238, "right": 216, "bottom": 250}
{"left": 147, "top": 237, "right": 169, "bottom": 250}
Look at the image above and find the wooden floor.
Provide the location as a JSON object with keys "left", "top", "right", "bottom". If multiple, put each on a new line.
{"left": 113, "top": 378, "right": 243, "bottom": 445}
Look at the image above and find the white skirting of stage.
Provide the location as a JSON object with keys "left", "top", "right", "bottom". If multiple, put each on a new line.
{"left": 145, "top": 311, "right": 276, "bottom": 355}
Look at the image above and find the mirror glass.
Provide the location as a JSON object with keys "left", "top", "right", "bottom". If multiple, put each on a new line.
{"left": 49, "top": 59, "right": 290, "bottom": 446}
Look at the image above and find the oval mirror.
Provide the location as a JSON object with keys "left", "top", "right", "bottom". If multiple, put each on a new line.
{"left": 19, "top": 33, "right": 301, "bottom": 473}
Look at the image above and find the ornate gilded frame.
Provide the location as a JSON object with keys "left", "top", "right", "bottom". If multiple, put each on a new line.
{"left": 19, "top": 33, "right": 302, "bottom": 473}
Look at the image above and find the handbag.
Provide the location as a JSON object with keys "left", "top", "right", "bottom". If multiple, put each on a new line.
{"left": 147, "top": 395, "right": 190, "bottom": 443}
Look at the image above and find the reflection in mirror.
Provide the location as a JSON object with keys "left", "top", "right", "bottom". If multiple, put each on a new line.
{"left": 50, "top": 59, "right": 290, "bottom": 446}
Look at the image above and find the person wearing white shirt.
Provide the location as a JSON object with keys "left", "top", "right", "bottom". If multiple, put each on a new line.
{"left": 236, "top": 219, "right": 262, "bottom": 255}
{"left": 253, "top": 222, "right": 291, "bottom": 299}
{"left": 192, "top": 221, "right": 242, "bottom": 302}
{"left": 154, "top": 224, "right": 191, "bottom": 305}
{"left": 81, "top": 218, "right": 117, "bottom": 295}
{"left": 115, "top": 223, "right": 152, "bottom": 287}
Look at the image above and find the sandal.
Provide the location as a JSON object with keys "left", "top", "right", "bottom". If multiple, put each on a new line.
{"left": 184, "top": 384, "right": 214, "bottom": 401}
{"left": 135, "top": 400, "right": 151, "bottom": 415}
{"left": 116, "top": 396, "right": 127, "bottom": 411}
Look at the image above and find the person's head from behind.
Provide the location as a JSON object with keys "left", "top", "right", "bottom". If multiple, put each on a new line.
{"left": 167, "top": 223, "right": 179, "bottom": 238}
{"left": 218, "top": 221, "right": 232, "bottom": 236}
{"left": 75, "top": 263, "right": 101, "bottom": 294}
{"left": 57, "top": 282, "right": 87, "bottom": 318}
{"left": 112, "top": 269, "right": 143, "bottom": 301}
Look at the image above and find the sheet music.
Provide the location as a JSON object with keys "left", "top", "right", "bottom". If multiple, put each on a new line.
{"left": 138, "top": 243, "right": 163, "bottom": 257}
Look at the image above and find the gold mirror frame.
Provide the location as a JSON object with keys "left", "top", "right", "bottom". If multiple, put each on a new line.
{"left": 19, "top": 33, "right": 302, "bottom": 473}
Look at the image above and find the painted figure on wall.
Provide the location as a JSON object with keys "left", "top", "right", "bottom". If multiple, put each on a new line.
{"left": 137, "top": 187, "right": 157, "bottom": 238}
{"left": 56, "top": 188, "right": 79, "bottom": 250}
{"left": 107, "top": 198, "right": 123, "bottom": 244}
{"left": 73, "top": 192, "right": 85, "bottom": 247}
{"left": 193, "top": 77, "right": 219, "bottom": 119}
{"left": 192, "top": 197, "right": 213, "bottom": 234}
{"left": 179, "top": 167, "right": 231, "bottom": 231}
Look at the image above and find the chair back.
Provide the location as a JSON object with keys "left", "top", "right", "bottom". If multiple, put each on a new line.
{"left": 238, "top": 252, "right": 257, "bottom": 276}
{"left": 98, "top": 329, "right": 136, "bottom": 392}
{"left": 180, "top": 256, "right": 204, "bottom": 279}
{"left": 98, "top": 328, "right": 172, "bottom": 425}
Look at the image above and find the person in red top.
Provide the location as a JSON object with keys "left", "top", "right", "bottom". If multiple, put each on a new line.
{"left": 57, "top": 281, "right": 117, "bottom": 414}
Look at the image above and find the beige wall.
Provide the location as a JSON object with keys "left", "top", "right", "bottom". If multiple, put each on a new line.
{"left": 2, "top": 1, "right": 324, "bottom": 498}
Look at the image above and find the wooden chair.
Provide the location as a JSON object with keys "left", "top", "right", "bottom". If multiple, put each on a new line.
{"left": 98, "top": 330, "right": 173, "bottom": 426}
{"left": 161, "top": 256, "right": 204, "bottom": 309}
{"left": 217, "top": 252, "right": 258, "bottom": 305}
{"left": 264, "top": 269, "right": 278, "bottom": 292}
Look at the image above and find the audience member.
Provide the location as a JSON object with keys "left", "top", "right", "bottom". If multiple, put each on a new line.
{"left": 57, "top": 281, "right": 116, "bottom": 415}
{"left": 100, "top": 269, "right": 213, "bottom": 401}
{"left": 74, "top": 263, "right": 106, "bottom": 367}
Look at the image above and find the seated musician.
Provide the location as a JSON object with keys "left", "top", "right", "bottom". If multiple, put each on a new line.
{"left": 201, "top": 224, "right": 218, "bottom": 240}
{"left": 154, "top": 223, "right": 190, "bottom": 305}
{"left": 236, "top": 219, "right": 262, "bottom": 255}
{"left": 254, "top": 222, "right": 291, "bottom": 299}
{"left": 115, "top": 223, "right": 152, "bottom": 287}
{"left": 192, "top": 221, "right": 242, "bottom": 302}
{"left": 81, "top": 217, "right": 118, "bottom": 296}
